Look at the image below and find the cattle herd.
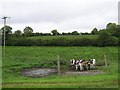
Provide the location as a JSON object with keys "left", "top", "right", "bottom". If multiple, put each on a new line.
{"left": 70, "top": 59, "right": 96, "bottom": 71}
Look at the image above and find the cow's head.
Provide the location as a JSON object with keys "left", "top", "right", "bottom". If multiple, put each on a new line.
{"left": 70, "top": 59, "right": 76, "bottom": 65}
{"left": 92, "top": 59, "right": 96, "bottom": 64}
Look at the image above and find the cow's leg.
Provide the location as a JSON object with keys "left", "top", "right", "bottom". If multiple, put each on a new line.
{"left": 79, "top": 63, "right": 82, "bottom": 71}
{"left": 75, "top": 65, "right": 78, "bottom": 70}
{"left": 90, "top": 64, "right": 94, "bottom": 70}
{"left": 86, "top": 64, "right": 89, "bottom": 70}
{"left": 80, "top": 64, "right": 83, "bottom": 71}
{"left": 79, "top": 65, "right": 82, "bottom": 71}
{"left": 88, "top": 64, "right": 90, "bottom": 70}
{"left": 93, "top": 64, "right": 96, "bottom": 69}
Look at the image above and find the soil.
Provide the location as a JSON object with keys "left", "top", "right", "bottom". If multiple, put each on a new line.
{"left": 21, "top": 68, "right": 57, "bottom": 78}
{"left": 65, "top": 70, "right": 104, "bottom": 76}
{"left": 21, "top": 68, "right": 104, "bottom": 78}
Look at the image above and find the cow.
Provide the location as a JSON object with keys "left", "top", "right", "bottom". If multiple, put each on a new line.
{"left": 70, "top": 59, "right": 76, "bottom": 66}
{"left": 70, "top": 59, "right": 76, "bottom": 70}
{"left": 70, "top": 59, "right": 89, "bottom": 71}
{"left": 70, "top": 59, "right": 81, "bottom": 70}
{"left": 70, "top": 59, "right": 79, "bottom": 70}
{"left": 79, "top": 60, "right": 83, "bottom": 71}
{"left": 88, "top": 59, "right": 96, "bottom": 70}
{"left": 80, "top": 60, "right": 89, "bottom": 71}
{"left": 75, "top": 60, "right": 81, "bottom": 71}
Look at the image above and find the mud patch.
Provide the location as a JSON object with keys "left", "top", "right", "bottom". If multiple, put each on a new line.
{"left": 21, "top": 68, "right": 104, "bottom": 78}
{"left": 21, "top": 68, "right": 57, "bottom": 78}
{"left": 65, "top": 70, "right": 104, "bottom": 76}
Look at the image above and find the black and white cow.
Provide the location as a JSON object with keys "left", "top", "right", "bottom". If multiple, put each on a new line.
{"left": 88, "top": 59, "right": 96, "bottom": 70}
{"left": 70, "top": 59, "right": 76, "bottom": 66}
{"left": 70, "top": 59, "right": 80, "bottom": 70}
{"left": 70, "top": 59, "right": 89, "bottom": 71}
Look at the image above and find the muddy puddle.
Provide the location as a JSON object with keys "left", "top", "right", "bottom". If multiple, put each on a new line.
{"left": 21, "top": 68, "right": 57, "bottom": 78}
{"left": 21, "top": 68, "right": 104, "bottom": 78}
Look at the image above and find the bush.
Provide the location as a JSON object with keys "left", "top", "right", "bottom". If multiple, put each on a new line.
{"left": 5, "top": 35, "right": 119, "bottom": 46}
{"left": 97, "top": 31, "right": 118, "bottom": 46}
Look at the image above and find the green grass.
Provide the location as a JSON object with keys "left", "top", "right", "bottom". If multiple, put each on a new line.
{"left": 2, "top": 46, "right": 119, "bottom": 88}
{"left": 2, "top": 74, "right": 118, "bottom": 88}
{"left": 28, "top": 35, "right": 97, "bottom": 40}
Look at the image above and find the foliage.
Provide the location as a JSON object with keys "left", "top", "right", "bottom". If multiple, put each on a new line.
{"left": 1, "top": 25, "right": 12, "bottom": 35}
{"left": 71, "top": 31, "right": 79, "bottom": 35}
{"left": 1, "top": 25, "right": 12, "bottom": 40}
{"left": 14, "top": 30, "right": 22, "bottom": 37}
{"left": 106, "top": 23, "right": 117, "bottom": 35}
{"left": 112, "top": 25, "right": 120, "bottom": 37}
{"left": 97, "top": 31, "right": 111, "bottom": 46}
{"left": 1, "top": 22, "right": 120, "bottom": 46}
{"left": 5, "top": 35, "right": 118, "bottom": 46}
{"left": 51, "top": 29, "right": 59, "bottom": 36}
{"left": 91, "top": 28, "right": 98, "bottom": 35}
{"left": 23, "top": 26, "right": 33, "bottom": 37}
{"left": 97, "top": 31, "right": 118, "bottom": 46}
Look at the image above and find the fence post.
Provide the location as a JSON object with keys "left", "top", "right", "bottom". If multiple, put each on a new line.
{"left": 57, "top": 55, "right": 61, "bottom": 75}
{"left": 104, "top": 53, "right": 107, "bottom": 66}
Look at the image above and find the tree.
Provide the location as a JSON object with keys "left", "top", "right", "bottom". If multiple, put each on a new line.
{"left": 1, "top": 25, "right": 12, "bottom": 35}
{"left": 91, "top": 28, "right": 98, "bottom": 35}
{"left": 80, "top": 32, "right": 90, "bottom": 35}
{"left": 33, "top": 32, "right": 40, "bottom": 36}
{"left": 51, "top": 29, "right": 59, "bottom": 36}
{"left": 71, "top": 31, "right": 79, "bottom": 35}
{"left": 62, "top": 32, "right": 67, "bottom": 35}
{"left": 23, "top": 26, "right": 33, "bottom": 37}
{"left": 112, "top": 25, "right": 120, "bottom": 37}
{"left": 1, "top": 25, "right": 12, "bottom": 40}
{"left": 97, "top": 31, "right": 111, "bottom": 46}
{"left": 106, "top": 23, "right": 117, "bottom": 35}
{"left": 14, "top": 30, "right": 22, "bottom": 37}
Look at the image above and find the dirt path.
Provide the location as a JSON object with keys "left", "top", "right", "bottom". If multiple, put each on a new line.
{"left": 65, "top": 70, "right": 104, "bottom": 76}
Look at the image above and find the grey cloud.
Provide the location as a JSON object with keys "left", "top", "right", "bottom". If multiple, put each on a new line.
{"left": 1, "top": 1, "right": 117, "bottom": 23}
{"left": 0, "top": 0, "right": 119, "bottom": 33}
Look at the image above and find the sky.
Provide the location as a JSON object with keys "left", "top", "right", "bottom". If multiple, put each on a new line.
{"left": 0, "top": 0, "right": 119, "bottom": 33}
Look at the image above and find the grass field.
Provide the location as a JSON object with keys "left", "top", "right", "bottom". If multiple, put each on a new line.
{"left": 28, "top": 35, "right": 97, "bottom": 40}
{"left": 2, "top": 46, "right": 119, "bottom": 88}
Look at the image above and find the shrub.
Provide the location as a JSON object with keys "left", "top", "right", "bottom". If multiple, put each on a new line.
{"left": 5, "top": 35, "right": 118, "bottom": 46}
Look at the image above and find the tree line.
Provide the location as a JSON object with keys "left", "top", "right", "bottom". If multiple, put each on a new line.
{"left": 1, "top": 22, "right": 120, "bottom": 37}
{"left": 0, "top": 22, "right": 120, "bottom": 46}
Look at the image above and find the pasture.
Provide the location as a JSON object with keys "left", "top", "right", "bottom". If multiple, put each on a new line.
{"left": 2, "top": 46, "right": 118, "bottom": 88}
{"left": 28, "top": 35, "right": 97, "bottom": 40}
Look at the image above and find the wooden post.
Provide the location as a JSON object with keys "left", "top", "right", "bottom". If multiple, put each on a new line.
{"left": 104, "top": 53, "right": 107, "bottom": 66}
{"left": 57, "top": 55, "right": 60, "bottom": 75}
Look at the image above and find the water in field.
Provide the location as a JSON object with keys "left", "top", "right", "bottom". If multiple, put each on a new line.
{"left": 21, "top": 68, "right": 104, "bottom": 78}
{"left": 21, "top": 68, "right": 57, "bottom": 78}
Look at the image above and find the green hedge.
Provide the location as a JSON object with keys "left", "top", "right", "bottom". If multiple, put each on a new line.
{"left": 5, "top": 36, "right": 119, "bottom": 46}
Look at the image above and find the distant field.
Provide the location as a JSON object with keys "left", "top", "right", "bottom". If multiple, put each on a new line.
{"left": 2, "top": 46, "right": 118, "bottom": 88}
{"left": 28, "top": 35, "right": 98, "bottom": 40}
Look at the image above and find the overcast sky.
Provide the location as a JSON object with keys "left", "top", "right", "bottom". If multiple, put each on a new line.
{"left": 0, "top": 0, "right": 119, "bottom": 33}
